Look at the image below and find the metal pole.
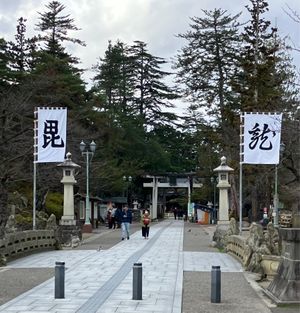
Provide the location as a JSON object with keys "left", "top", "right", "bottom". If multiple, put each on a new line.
{"left": 33, "top": 161, "right": 36, "bottom": 230}
{"left": 132, "top": 263, "right": 142, "bottom": 300}
{"left": 239, "top": 162, "right": 243, "bottom": 235}
{"left": 188, "top": 177, "right": 191, "bottom": 220}
{"left": 239, "top": 114, "right": 244, "bottom": 235}
{"left": 33, "top": 108, "right": 37, "bottom": 230}
{"left": 55, "top": 261, "right": 65, "bottom": 299}
{"left": 213, "top": 181, "right": 216, "bottom": 224}
{"left": 274, "top": 164, "right": 279, "bottom": 227}
{"left": 211, "top": 265, "right": 221, "bottom": 303}
{"left": 85, "top": 152, "right": 90, "bottom": 225}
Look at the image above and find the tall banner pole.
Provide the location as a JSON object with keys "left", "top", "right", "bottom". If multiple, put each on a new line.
{"left": 33, "top": 108, "right": 38, "bottom": 230}
{"left": 33, "top": 162, "right": 36, "bottom": 230}
{"left": 242, "top": 112, "right": 282, "bottom": 231}
{"left": 33, "top": 107, "right": 67, "bottom": 230}
{"left": 239, "top": 162, "right": 243, "bottom": 235}
{"left": 239, "top": 114, "right": 244, "bottom": 235}
{"left": 274, "top": 164, "right": 279, "bottom": 227}
{"left": 187, "top": 176, "right": 191, "bottom": 218}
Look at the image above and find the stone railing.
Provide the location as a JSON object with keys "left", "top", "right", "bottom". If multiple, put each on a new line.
{"left": 0, "top": 230, "right": 57, "bottom": 264}
{"left": 225, "top": 234, "right": 246, "bottom": 264}
{"left": 225, "top": 234, "right": 280, "bottom": 277}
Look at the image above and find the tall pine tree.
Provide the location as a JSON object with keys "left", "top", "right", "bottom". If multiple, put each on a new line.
{"left": 174, "top": 9, "right": 241, "bottom": 121}
{"left": 31, "top": 1, "right": 86, "bottom": 112}
{"left": 174, "top": 9, "right": 242, "bottom": 161}
{"left": 129, "top": 40, "right": 178, "bottom": 128}
{"left": 92, "top": 40, "right": 134, "bottom": 119}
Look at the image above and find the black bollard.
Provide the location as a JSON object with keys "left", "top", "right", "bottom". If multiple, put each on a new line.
{"left": 55, "top": 261, "right": 65, "bottom": 299}
{"left": 211, "top": 265, "right": 221, "bottom": 303}
{"left": 132, "top": 262, "right": 142, "bottom": 300}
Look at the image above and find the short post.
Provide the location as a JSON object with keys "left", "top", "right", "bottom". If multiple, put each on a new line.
{"left": 55, "top": 261, "right": 65, "bottom": 299}
{"left": 132, "top": 262, "right": 142, "bottom": 300}
{"left": 211, "top": 265, "right": 221, "bottom": 303}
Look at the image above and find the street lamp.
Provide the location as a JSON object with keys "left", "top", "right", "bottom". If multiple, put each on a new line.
{"left": 274, "top": 143, "right": 285, "bottom": 228}
{"left": 210, "top": 176, "right": 217, "bottom": 224}
{"left": 123, "top": 175, "right": 132, "bottom": 205}
{"left": 80, "top": 140, "right": 96, "bottom": 232}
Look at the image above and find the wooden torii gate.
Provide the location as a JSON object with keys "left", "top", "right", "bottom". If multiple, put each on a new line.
{"left": 143, "top": 174, "right": 203, "bottom": 220}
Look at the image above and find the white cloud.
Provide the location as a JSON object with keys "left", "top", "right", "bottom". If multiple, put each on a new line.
{"left": 1, "top": 0, "right": 299, "bottom": 114}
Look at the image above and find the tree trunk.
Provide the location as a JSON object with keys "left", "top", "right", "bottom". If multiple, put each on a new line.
{"left": 0, "top": 181, "right": 9, "bottom": 237}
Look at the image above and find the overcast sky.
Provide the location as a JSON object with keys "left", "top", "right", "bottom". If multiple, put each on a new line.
{"left": 0, "top": 0, "right": 299, "bottom": 112}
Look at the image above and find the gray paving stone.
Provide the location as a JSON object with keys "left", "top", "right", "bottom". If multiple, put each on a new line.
{"left": 0, "top": 221, "right": 276, "bottom": 313}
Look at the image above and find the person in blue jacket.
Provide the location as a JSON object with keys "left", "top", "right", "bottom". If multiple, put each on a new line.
{"left": 121, "top": 205, "right": 132, "bottom": 240}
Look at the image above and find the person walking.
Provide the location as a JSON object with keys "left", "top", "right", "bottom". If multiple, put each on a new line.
{"left": 173, "top": 207, "right": 178, "bottom": 220}
{"left": 106, "top": 208, "right": 113, "bottom": 229}
{"left": 141, "top": 210, "right": 151, "bottom": 239}
{"left": 114, "top": 206, "right": 122, "bottom": 228}
{"left": 120, "top": 205, "right": 132, "bottom": 240}
{"left": 111, "top": 206, "right": 117, "bottom": 229}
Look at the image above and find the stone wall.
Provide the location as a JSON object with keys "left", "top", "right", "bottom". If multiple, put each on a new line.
{"left": 0, "top": 230, "right": 56, "bottom": 265}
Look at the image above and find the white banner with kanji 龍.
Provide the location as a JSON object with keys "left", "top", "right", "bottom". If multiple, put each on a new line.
{"left": 35, "top": 107, "right": 67, "bottom": 163}
{"left": 243, "top": 113, "right": 282, "bottom": 164}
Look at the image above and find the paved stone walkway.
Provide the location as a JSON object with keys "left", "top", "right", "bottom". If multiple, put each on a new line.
{"left": 0, "top": 220, "right": 289, "bottom": 313}
{"left": 0, "top": 221, "right": 182, "bottom": 312}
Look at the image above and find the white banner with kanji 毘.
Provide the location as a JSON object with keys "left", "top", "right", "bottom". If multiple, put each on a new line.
{"left": 243, "top": 113, "right": 282, "bottom": 164}
{"left": 35, "top": 107, "right": 67, "bottom": 163}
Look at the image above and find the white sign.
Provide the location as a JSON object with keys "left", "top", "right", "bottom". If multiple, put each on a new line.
{"left": 243, "top": 113, "right": 282, "bottom": 164}
{"left": 35, "top": 107, "right": 67, "bottom": 163}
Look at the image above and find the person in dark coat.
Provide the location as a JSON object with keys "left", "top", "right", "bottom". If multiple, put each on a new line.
{"left": 111, "top": 206, "right": 117, "bottom": 229}
{"left": 120, "top": 205, "right": 132, "bottom": 240}
{"left": 107, "top": 208, "right": 113, "bottom": 229}
{"left": 114, "top": 207, "right": 122, "bottom": 228}
{"left": 173, "top": 207, "right": 178, "bottom": 220}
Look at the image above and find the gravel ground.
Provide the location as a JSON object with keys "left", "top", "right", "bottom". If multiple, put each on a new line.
{"left": 182, "top": 222, "right": 300, "bottom": 313}
{"left": 0, "top": 267, "right": 54, "bottom": 305}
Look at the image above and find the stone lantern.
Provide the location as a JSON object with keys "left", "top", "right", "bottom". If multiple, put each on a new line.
{"left": 57, "top": 152, "right": 80, "bottom": 225}
{"left": 213, "top": 156, "right": 234, "bottom": 224}
{"left": 133, "top": 200, "right": 139, "bottom": 210}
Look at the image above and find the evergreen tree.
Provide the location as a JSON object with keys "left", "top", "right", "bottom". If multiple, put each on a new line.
{"left": 28, "top": 1, "right": 89, "bottom": 206}
{"left": 93, "top": 40, "right": 178, "bottom": 128}
{"left": 0, "top": 38, "right": 14, "bottom": 88}
{"left": 129, "top": 40, "right": 178, "bottom": 128}
{"left": 234, "top": 0, "right": 299, "bottom": 220}
{"left": 9, "top": 18, "right": 31, "bottom": 72}
{"left": 149, "top": 124, "right": 199, "bottom": 173}
{"left": 174, "top": 9, "right": 241, "bottom": 122}
{"left": 174, "top": 8, "right": 242, "bottom": 166}
{"left": 236, "top": 0, "right": 279, "bottom": 111}
{"left": 92, "top": 40, "right": 134, "bottom": 119}
{"left": 35, "top": 1, "right": 85, "bottom": 62}
{"left": 32, "top": 1, "right": 86, "bottom": 110}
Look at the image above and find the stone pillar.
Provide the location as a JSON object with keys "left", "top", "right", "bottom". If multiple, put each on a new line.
{"left": 57, "top": 153, "right": 80, "bottom": 226}
{"left": 61, "top": 177, "right": 76, "bottom": 224}
{"left": 151, "top": 177, "right": 158, "bottom": 220}
{"left": 213, "top": 156, "right": 234, "bottom": 224}
{"left": 265, "top": 228, "right": 300, "bottom": 304}
{"left": 57, "top": 153, "right": 82, "bottom": 247}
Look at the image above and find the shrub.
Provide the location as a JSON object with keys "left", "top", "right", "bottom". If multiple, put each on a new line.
{"left": 45, "top": 192, "right": 63, "bottom": 220}
{"left": 15, "top": 213, "right": 32, "bottom": 230}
